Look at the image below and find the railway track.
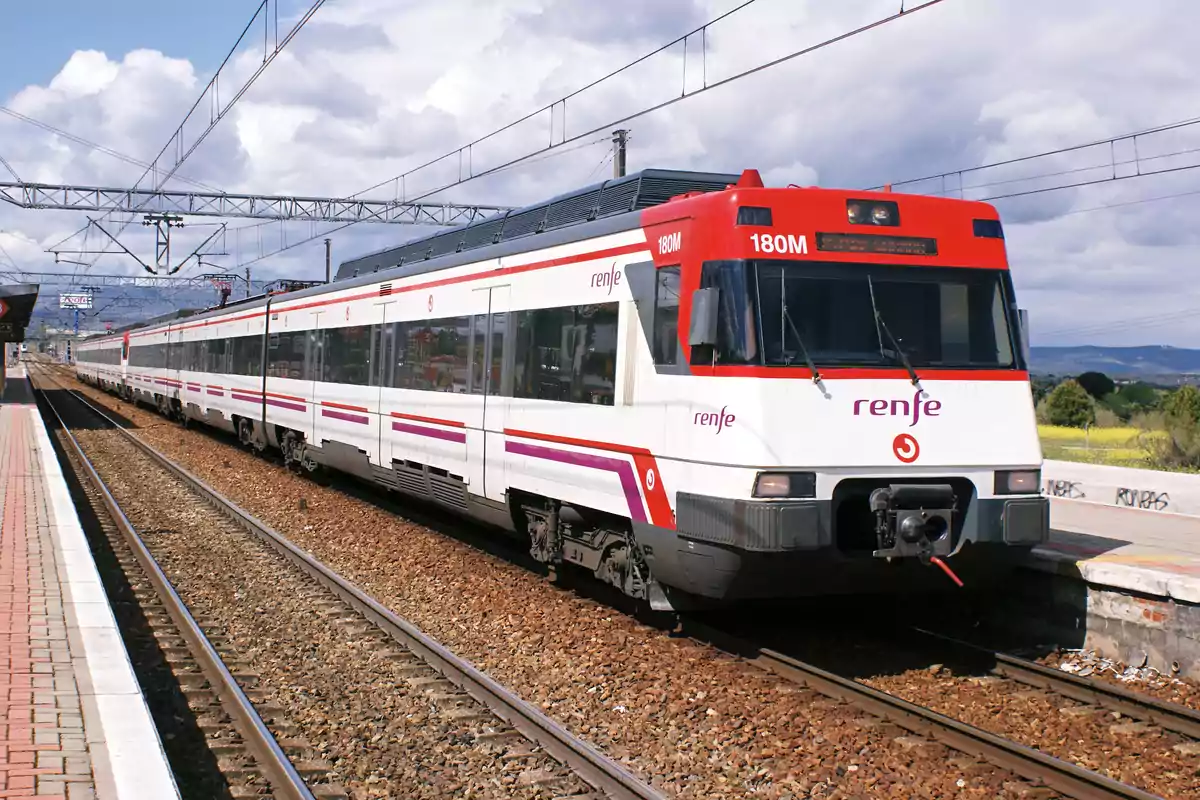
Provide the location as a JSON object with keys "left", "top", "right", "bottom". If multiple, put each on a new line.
{"left": 908, "top": 627, "right": 1200, "bottom": 741}
{"left": 37, "top": 360, "right": 1195, "bottom": 799}
{"left": 30, "top": 365, "right": 665, "bottom": 800}
{"left": 35, "top": 374, "right": 321, "bottom": 799}
{"left": 682, "top": 621, "right": 1172, "bottom": 800}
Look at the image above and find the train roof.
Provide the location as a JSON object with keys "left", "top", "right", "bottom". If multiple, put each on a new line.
{"left": 85, "top": 308, "right": 202, "bottom": 342}
{"left": 333, "top": 168, "right": 741, "bottom": 281}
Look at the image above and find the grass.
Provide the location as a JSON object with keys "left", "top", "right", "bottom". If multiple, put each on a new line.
{"left": 1038, "top": 424, "right": 1165, "bottom": 469}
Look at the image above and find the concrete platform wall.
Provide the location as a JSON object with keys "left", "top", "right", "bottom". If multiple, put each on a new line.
{"left": 1043, "top": 459, "right": 1200, "bottom": 518}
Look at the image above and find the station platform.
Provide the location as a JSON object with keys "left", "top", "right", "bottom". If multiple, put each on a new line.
{"left": 1, "top": 365, "right": 179, "bottom": 799}
{"left": 1028, "top": 498, "right": 1200, "bottom": 604}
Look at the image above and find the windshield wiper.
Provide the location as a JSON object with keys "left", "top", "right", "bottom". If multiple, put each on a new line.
{"left": 781, "top": 300, "right": 822, "bottom": 384}
{"left": 867, "top": 276, "right": 920, "bottom": 386}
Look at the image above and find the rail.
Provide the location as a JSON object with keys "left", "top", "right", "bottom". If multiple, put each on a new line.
{"left": 32, "top": 366, "right": 663, "bottom": 800}
{"left": 912, "top": 627, "right": 1200, "bottom": 740}
{"left": 683, "top": 621, "right": 1163, "bottom": 800}
{"left": 34, "top": 379, "right": 317, "bottom": 800}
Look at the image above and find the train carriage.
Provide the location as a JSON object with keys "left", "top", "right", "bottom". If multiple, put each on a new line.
{"left": 75, "top": 167, "right": 1049, "bottom": 610}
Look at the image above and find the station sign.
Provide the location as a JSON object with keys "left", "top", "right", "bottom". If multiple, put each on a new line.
{"left": 59, "top": 292, "right": 93, "bottom": 310}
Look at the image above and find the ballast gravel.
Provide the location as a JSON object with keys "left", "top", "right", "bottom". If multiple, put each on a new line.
{"left": 862, "top": 664, "right": 1199, "bottom": 799}
{"left": 59, "top": 374, "right": 1095, "bottom": 798}
{"left": 74, "top": 428, "right": 596, "bottom": 800}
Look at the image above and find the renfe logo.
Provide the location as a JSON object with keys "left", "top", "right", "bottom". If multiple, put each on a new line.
{"left": 853, "top": 390, "right": 941, "bottom": 427}
{"left": 694, "top": 406, "right": 736, "bottom": 433}
{"left": 591, "top": 262, "right": 622, "bottom": 295}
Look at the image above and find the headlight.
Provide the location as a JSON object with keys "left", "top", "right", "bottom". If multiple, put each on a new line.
{"left": 995, "top": 469, "right": 1040, "bottom": 495}
{"left": 753, "top": 472, "right": 816, "bottom": 499}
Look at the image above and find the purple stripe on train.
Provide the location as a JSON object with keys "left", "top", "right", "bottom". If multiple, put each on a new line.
{"left": 266, "top": 397, "right": 307, "bottom": 413}
{"left": 323, "top": 408, "right": 370, "bottom": 425}
{"left": 231, "top": 393, "right": 259, "bottom": 404}
{"left": 504, "top": 440, "right": 646, "bottom": 523}
{"left": 207, "top": 390, "right": 224, "bottom": 397}
{"left": 391, "top": 421, "right": 467, "bottom": 444}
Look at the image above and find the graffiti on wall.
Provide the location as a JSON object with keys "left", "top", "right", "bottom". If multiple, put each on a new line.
{"left": 1114, "top": 487, "right": 1171, "bottom": 512}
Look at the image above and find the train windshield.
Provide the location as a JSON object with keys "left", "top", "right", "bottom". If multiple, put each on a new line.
{"left": 703, "top": 260, "right": 1019, "bottom": 369}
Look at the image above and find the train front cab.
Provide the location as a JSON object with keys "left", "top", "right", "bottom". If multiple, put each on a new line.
{"left": 628, "top": 182, "right": 1050, "bottom": 603}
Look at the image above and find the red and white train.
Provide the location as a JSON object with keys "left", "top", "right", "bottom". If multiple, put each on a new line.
{"left": 75, "top": 168, "right": 1048, "bottom": 609}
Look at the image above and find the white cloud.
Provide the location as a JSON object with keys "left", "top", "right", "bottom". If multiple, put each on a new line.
{"left": 2, "top": 0, "right": 1200, "bottom": 346}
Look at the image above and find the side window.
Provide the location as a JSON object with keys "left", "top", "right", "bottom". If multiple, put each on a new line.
{"left": 513, "top": 303, "right": 619, "bottom": 405}
{"left": 208, "top": 338, "right": 229, "bottom": 373}
{"left": 469, "top": 315, "right": 487, "bottom": 395}
{"left": 268, "top": 332, "right": 307, "bottom": 380}
{"left": 652, "top": 267, "right": 681, "bottom": 365}
{"left": 489, "top": 312, "right": 507, "bottom": 396}
{"left": 694, "top": 260, "right": 759, "bottom": 365}
{"left": 322, "top": 325, "right": 372, "bottom": 385}
{"left": 431, "top": 317, "right": 470, "bottom": 392}
{"left": 230, "top": 335, "right": 262, "bottom": 376}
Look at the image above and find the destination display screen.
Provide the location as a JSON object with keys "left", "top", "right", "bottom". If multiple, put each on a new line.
{"left": 816, "top": 232, "right": 938, "bottom": 256}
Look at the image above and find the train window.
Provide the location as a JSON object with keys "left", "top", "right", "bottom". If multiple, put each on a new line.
{"left": 268, "top": 331, "right": 308, "bottom": 380}
{"left": 652, "top": 267, "right": 681, "bottom": 365}
{"left": 694, "top": 260, "right": 759, "bottom": 365}
{"left": 308, "top": 329, "right": 324, "bottom": 384}
{"left": 488, "top": 312, "right": 507, "bottom": 396}
{"left": 322, "top": 325, "right": 373, "bottom": 385}
{"left": 396, "top": 317, "right": 469, "bottom": 392}
{"left": 387, "top": 322, "right": 409, "bottom": 388}
{"left": 231, "top": 335, "right": 262, "bottom": 376}
{"left": 208, "top": 338, "right": 229, "bottom": 374}
{"left": 374, "top": 323, "right": 392, "bottom": 387}
{"left": 469, "top": 315, "right": 487, "bottom": 394}
{"left": 512, "top": 303, "right": 618, "bottom": 406}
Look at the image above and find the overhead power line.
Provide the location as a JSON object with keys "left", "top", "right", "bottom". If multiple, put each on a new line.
{"left": 1036, "top": 308, "right": 1199, "bottom": 340}
{"left": 78, "top": 0, "right": 328, "bottom": 274}
{"left": 229, "top": 0, "right": 953, "bottom": 269}
{"left": 871, "top": 115, "right": 1200, "bottom": 202}
{"left": 0, "top": 106, "right": 221, "bottom": 193}
{"left": 349, "top": 0, "right": 767, "bottom": 202}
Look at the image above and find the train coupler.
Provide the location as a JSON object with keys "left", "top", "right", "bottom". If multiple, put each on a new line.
{"left": 870, "top": 483, "right": 956, "bottom": 560}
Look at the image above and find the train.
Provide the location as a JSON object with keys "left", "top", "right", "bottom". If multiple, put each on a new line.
{"left": 74, "top": 168, "right": 1049, "bottom": 610}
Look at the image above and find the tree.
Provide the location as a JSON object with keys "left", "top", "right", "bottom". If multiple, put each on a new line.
{"left": 1075, "top": 371, "right": 1115, "bottom": 400}
{"left": 1118, "top": 382, "right": 1159, "bottom": 409}
{"left": 1163, "top": 384, "right": 1200, "bottom": 425}
{"left": 1044, "top": 379, "right": 1095, "bottom": 428}
{"left": 1150, "top": 385, "right": 1200, "bottom": 469}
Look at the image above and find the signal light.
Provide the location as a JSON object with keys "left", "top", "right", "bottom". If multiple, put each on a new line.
{"left": 847, "top": 199, "right": 900, "bottom": 227}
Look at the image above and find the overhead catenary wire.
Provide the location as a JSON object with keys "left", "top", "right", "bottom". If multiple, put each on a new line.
{"left": 75, "top": 0, "right": 328, "bottom": 277}
{"left": 0, "top": 106, "right": 221, "bottom": 194}
{"left": 230, "top": 0, "right": 953, "bottom": 269}
{"left": 348, "top": 0, "right": 767, "bottom": 202}
{"left": 873, "top": 114, "right": 1200, "bottom": 192}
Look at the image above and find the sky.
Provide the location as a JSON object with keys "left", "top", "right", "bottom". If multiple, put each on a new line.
{"left": 0, "top": 0, "right": 1198, "bottom": 347}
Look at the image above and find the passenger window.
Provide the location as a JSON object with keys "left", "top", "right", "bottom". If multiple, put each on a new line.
{"left": 513, "top": 303, "right": 618, "bottom": 406}
{"left": 652, "top": 267, "right": 681, "bottom": 365}
{"left": 395, "top": 317, "right": 469, "bottom": 392}
{"left": 322, "top": 325, "right": 372, "bottom": 385}
{"left": 469, "top": 315, "right": 487, "bottom": 395}
{"left": 488, "top": 312, "right": 507, "bottom": 396}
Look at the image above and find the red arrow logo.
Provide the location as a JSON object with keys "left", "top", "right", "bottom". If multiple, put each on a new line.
{"left": 0, "top": 298, "right": 8, "bottom": 320}
{"left": 892, "top": 433, "right": 920, "bottom": 464}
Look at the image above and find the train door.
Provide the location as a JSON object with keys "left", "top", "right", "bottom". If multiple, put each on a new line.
{"left": 374, "top": 302, "right": 397, "bottom": 467}
{"left": 468, "top": 285, "right": 511, "bottom": 502}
